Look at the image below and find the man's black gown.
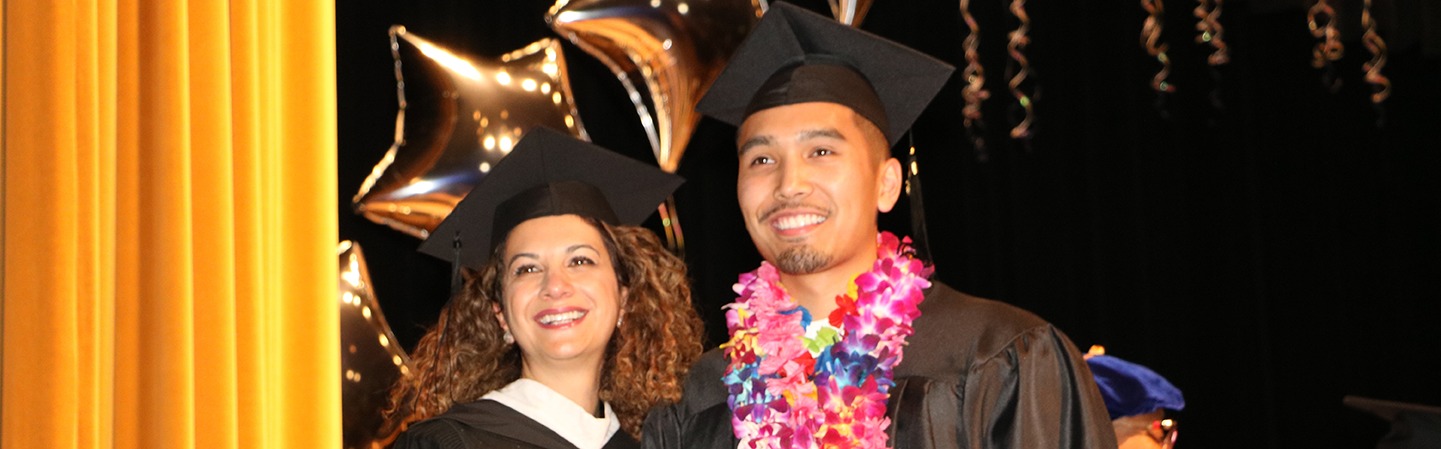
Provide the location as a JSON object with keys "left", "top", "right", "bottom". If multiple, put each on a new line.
{"left": 642, "top": 282, "right": 1117, "bottom": 449}
{"left": 394, "top": 400, "right": 639, "bottom": 449}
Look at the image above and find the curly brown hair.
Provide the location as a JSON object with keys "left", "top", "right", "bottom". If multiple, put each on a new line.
{"left": 382, "top": 220, "right": 704, "bottom": 440}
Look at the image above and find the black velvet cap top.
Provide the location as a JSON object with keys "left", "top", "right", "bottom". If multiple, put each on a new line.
{"left": 696, "top": 2, "right": 955, "bottom": 147}
{"left": 418, "top": 127, "right": 683, "bottom": 269}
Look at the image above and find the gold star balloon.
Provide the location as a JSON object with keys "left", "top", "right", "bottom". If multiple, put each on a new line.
{"left": 548, "top": 0, "right": 761, "bottom": 251}
{"left": 354, "top": 27, "right": 589, "bottom": 239}
{"left": 546, "top": 0, "right": 760, "bottom": 174}
{"left": 338, "top": 241, "right": 412, "bottom": 449}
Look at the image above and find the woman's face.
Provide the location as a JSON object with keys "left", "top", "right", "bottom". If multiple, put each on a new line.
{"left": 496, "top": 214, "right": 623, "bottom": 375}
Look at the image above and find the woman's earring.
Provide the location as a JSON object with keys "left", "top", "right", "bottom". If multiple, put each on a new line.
{"left": 503, "top": 330, "right": 514, "bottom": 345}
{"left": 616, "top": 315, "right": 623, "bottom": 328}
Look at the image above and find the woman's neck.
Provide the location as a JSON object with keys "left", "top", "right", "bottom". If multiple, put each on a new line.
{"left": 520, "top": 360, "right": 604, "bottom": 415}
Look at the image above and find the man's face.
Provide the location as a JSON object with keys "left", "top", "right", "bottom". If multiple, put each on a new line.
{"left": 735, "top": 101, "right": 901, "bottom": 275}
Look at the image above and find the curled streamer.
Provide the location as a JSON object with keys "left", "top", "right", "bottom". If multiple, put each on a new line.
{"left": 1308, "top": 0, "right": 1343, "bottom": 66}
{"left": 1361, "top": 0, "right": 1391, "bottom": 104}
{"left": 1141, "top": 0, "right": 1174, "bottom": 93}
{"left": 960, "top": 0, "right": 990, "bottom": 157}
{"left": 1194, "top": 0, "right": 1228, "bottom": 65}
{"left": 1308, "top": 0, "right": 1343, "bottom": 90}
{"left": 1005, "top": 0, "right": 1034, "bottom": 141}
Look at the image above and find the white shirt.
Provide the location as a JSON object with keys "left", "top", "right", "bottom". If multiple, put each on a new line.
{"left": 481, "top": 378, "right": 621, "bottom": 449}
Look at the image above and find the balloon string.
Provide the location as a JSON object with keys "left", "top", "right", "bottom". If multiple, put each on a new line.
{"left": 1361, "top": 0, "right": 1391, "bottom": 112}
{"left": 960, "top": 0, "right": 990, "bottom": 160}
{"left": 1308, "top": 0, "right": 1344, "bottom": 92}
{"left": 1006, "top": 0, "right": 1034, "bottom": 142}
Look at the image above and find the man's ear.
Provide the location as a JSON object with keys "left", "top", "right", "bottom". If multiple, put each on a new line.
{"left": 876, "top": 157, "right": 903, "bottom": 213}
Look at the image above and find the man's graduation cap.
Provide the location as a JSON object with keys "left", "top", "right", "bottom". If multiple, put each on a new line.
{"left": 417, "top": 128, "right": 683, "bottom": 273}
{"left": 696, "top": 2, "right": 955, "bottom": 147}
{"left": 1086, "top": 354, "right": 1186, "bottom": 420}
{"left": 1345, "top": 396, "right": 1441, "bottom": 449}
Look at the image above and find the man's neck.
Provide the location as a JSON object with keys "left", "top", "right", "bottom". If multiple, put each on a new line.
{"left": 777, "top": 250, "right": 878, "bottom": 321}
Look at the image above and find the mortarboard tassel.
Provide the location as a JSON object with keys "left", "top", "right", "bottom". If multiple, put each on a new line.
{"left": 905, "top": 133, "right": 932, "bottom": 262}
{"left": 450, "top": 230, "right": 463, "bottom": 297}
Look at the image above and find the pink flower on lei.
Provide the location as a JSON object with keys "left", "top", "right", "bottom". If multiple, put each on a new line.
{"left": 725, "top": 232, "right": 931, "bottom": 449}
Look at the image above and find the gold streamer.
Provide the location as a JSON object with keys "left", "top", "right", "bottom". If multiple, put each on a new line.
{"left": 1361, "top": 0, "right": 1391, "bottom": 104}
{"left": 960, "top": 0, "right": 991, "bottom": 155}
{"left": 1006, "top": 0, "right": 1034, "bottom": 140}
{"left": 1141, "top": 0, "right": 1175, "bottom": 93}
{"left": 1194, "top": 0, "right": 1229, "bottom": 65}
{"left": 1308, "top": 0, "right": 1343, "bottom": 90}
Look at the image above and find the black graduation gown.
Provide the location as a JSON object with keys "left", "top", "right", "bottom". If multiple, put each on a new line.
{"left": 395, "top": 399, "right": 640, "bottom": 449}
{"left": 642, "top": 282, "right": 1117, "bottom": 449}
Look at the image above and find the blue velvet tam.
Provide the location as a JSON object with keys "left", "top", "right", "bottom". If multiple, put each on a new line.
{"left": 1086, "top": 355, "right": 1186, "bottom": 420}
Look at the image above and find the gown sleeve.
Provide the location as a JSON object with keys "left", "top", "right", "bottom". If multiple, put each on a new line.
{"left": 640, "top": 402, "right": 684, "bottom": 449}
{"left": 960, "top": 325, "right": 1116, "bottom": 449}
{"left": 641, "top": 349, "right": 737, "bottom": 449}
{"left": 641, "top": 399, "right": 738, "bottom": 449}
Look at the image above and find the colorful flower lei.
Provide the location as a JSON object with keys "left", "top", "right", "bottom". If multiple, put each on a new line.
{"left": 723, "top": 233, "right": 933, "bottom": 449}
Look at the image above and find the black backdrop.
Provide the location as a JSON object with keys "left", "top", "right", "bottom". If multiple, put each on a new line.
{"left": 337, "top": 1, "right": 1441, "bottom": 447}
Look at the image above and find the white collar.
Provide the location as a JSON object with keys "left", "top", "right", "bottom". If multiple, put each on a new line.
{"left": 481, "top": 378, "right": 620, "bottom": 449}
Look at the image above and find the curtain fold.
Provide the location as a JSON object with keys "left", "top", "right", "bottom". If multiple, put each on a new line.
{"left": 2, "top": 0, "right": 339, "bottom": 447}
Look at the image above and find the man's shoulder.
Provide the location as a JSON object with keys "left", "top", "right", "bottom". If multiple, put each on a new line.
{"left": 918, "top": 281, "right": 1051, "bottom": 334}
{"left": 901, "top": 281, "right": 1065, "bottom": 377}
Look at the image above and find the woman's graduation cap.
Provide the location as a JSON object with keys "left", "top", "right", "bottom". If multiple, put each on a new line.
{"left": 696, "top": 2, "right": 954, "bottom": 147}
{"left": 417, "top": 128, "right": 683, "bottom": 285}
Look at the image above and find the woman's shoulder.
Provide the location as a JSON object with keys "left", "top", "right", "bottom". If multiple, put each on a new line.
{"left": 392, "top": 417, "right": 473, "bottom": 449}
{"left": 394, "top": 400, "right": 577, "bottom": 449}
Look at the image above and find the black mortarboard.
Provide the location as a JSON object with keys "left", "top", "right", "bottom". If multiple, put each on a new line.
{"left": 417, "top": 128, "right": 683, "bottom": 270}
{"left": 1345, "top": 396, "right": 1441, "bottom": 449}
{"left": 696, "top": 2, "right": 954, "bottom": 147}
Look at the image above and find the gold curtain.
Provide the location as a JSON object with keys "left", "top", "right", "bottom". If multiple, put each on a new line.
{"left": 2, "top": 0, "right": 339, "bottom": 447}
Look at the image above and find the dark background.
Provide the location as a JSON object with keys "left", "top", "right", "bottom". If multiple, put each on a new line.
{"left": 337, "top": 1, "right": 1441, "bottom": 447}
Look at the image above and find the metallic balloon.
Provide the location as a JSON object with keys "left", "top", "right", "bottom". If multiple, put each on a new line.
{"left": 339, "top": 241, "right": 412, "bottom": 449}
{"left": 354, "top": 27, "right": 589, "bottom": 238}
{"left": 547, "top": 0, "right": 761, "bottom": 174}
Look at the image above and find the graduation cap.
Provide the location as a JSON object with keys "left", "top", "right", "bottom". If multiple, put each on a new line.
{"left": 696, "top": 2, "right": 955, "bottom": 147}
{"left": 417, "top": 128, "right": 683, "bottom": 275}
{"left": 1086, "top": 353, "right": 1186, "bottom": 420}
{"left": 1345, "top": 396, "right": 1441, "bottom": 449}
